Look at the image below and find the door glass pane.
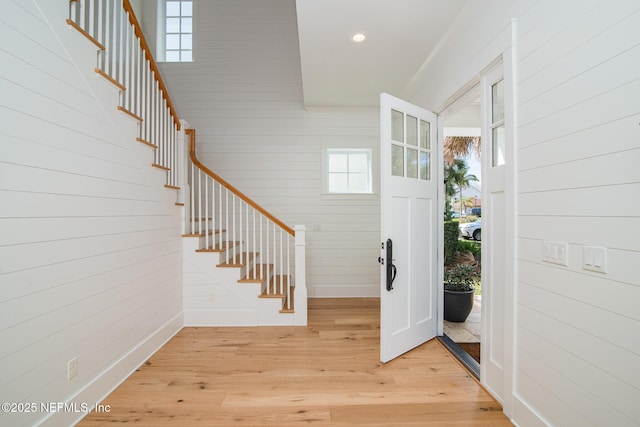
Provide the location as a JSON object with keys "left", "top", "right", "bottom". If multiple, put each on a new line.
{"left": 420, "top": 120, "right": 430, "bottom": 149}
{"left": 181, "top": 50, "right": 192, "bottom": 61}
{"left": 406, "top": 148, "right": 418, "bottom": 179}
{"left": 391, "top": 110, "right": 404, "bottom": 142}
{"left": 406, "top": 115, "right": 417, "bottom": 146}
{"left": 492, "top": 79, "right": 504, "bottom": 123}
{"left": 492, "top": 125, "right": 505, "bottom": 166}
{"left": 420, "top": 152, "right": 430, "bottom": 180}
{"left": 392, "top": 145, "right": 404, "bottom": 176}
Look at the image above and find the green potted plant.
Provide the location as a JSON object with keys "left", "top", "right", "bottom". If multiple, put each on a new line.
{"left": 443, "top": 263, "right": 477, "bottom": 322}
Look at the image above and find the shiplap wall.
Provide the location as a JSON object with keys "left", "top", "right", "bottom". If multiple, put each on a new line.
{"left": 407, "top": 0, "right": 640, "bottom": 425}
{"left": 0, "top": 1, "right": 183, "bottom": 425}
{"left": 143, "top": 0, "right": 381, "bottom": 297}
{"left": 515, "top": 1, "right": 640, "bottom": 425}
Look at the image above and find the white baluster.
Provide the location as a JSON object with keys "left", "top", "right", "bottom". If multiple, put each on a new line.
{"left": 225, "top": 189, "right": 230, "bottom": 257}
{"left": 279, "top": 228, "right": 283, "bottom": 295}
{"left": 260, "top": 216, "right": 263, "bottom": 281}
{"left": 197, "top": 169, "right": 202, "bottom": 237}
{"left": 190, "top": 161, "right": 194, "bottom": 234}
{"left": 204, "top": 170, "right": 209, "bottom": 248}
{"left": 266, "top": 219, "right": 270, "bottom": 294}
{"left": 287, "top": 234, "right": 291, "bottom": 309}
{"left": 218, "top": 182, "right": 223, "bottom": 250}
{"left": 253, "top": 210, "right": 257, "bottom": 281}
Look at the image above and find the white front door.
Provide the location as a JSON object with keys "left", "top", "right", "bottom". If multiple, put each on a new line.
{"left": 380, "top": 93, "right": 439, "bottom": 363}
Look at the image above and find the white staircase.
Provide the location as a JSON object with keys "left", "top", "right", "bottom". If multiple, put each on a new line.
{"left": 60, "top": 0, "right": 307, "bottom": 326}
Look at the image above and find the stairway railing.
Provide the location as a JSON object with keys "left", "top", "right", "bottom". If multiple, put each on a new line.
{"left": 185, "top": 130, "right": 300, "bottom": 311}
{"left": 68, "top": 0, "right": 179, "bottom": 187}
{"left": 66, "top": 0, "right": 305, "bottom": 314}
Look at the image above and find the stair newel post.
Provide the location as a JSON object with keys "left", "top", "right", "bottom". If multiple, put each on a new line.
{"left": 214, "top": 178, "right": 216, "bottom": 248}
{"left": 294, "top": 225, "right": 307, "bottom": 322}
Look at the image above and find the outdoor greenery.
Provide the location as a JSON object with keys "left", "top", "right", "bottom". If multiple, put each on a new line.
{"left": 459, "top": 214, "right": 479, "bottom": 224}
{"left": 457, "top": 239, "right": 481, "bottom": 258}
{"left": 444, "top": 136, "right": 481, "bottom": 166}
{"left": 444, "top": 221, "right": 459, "bottom": 265}
{"left": 443, "top": 263, "right": 478, "bottom": 292}
{"left": 444, "top": 158, "right": 478, "bottom": 220}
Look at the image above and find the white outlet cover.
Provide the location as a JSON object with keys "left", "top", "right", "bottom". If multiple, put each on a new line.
{"left": 67, "top": 357, "right": 78, "bottom": 380}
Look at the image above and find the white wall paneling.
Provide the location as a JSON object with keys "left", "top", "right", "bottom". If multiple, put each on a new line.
{"left": 404, "top": 0, "right": 640, "bottom": 425}
{"left": 0, "top": 1, "right": 183, "bottom": 425}
{"left": 143, "top": 0, "right": 381, "bottom": 297}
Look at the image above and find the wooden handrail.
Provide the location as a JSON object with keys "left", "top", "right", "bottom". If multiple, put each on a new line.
{"left": 185, "top": 129, "right": 295, "bottom": 237}
{"left": 122, "top": 0, "right": 180, "bottom": 130}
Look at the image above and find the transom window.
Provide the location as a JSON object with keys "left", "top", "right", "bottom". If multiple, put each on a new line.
{"left": 326, "top": 149, "right": 373, "bottom": 194}
{"left": 161, "top": 0, "right": 193, "bottom": 62}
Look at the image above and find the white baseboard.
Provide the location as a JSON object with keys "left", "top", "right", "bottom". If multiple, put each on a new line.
{"left": 512, "top": 394, "right": 550, "bottom": 427}
{"left": 41, "top": 313, "right": 184, "bottom": 427}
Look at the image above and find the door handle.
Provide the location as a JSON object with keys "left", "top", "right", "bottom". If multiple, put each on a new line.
{"left": 385, "top": 238, "right": 397, "bottom": 291}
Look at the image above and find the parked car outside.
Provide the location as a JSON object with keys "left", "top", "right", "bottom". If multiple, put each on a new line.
{"left": 459, "top": 220, "right": 481, "bottom": 241}
{"left": 470, "top": 207, "right": 481, "bottom": 217}
{"left": 451, "top": 210, "right": 467, "bottom": 218}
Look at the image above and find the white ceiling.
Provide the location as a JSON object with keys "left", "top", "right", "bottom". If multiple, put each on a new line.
{"left": 295, "top": 0, "right": 469, "bottom": 108}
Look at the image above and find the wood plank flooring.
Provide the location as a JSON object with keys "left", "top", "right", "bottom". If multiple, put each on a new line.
{"left": 78, "top": 298, "right": 511, "bottom": 426}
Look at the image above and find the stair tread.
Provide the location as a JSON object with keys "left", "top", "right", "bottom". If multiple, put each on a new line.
{"left": 259, "top": 275, "right": 290, "bottom": 297}
{"left": 238, "top": 264, "right": 272, "bottom": 283}
{"left": 217, "top": 252, "right": 258, "bottom": 268}
{"left": 182, "top": 229, "right": 223, "bottom": 237}
{"left": 195, "top": 241, "right": 240, "bottom": 253}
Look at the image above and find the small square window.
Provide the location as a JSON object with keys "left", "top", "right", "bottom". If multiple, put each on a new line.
{"left": 326, "top": 149, "right": 373, "bottom": 194}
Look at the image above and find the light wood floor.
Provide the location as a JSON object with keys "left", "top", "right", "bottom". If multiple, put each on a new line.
{"left": 79, "top": 298, "right": 511, "bottom": 426}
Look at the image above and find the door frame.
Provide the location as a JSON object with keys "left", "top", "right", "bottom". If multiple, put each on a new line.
{"left": 435, "top": 51, "right": 516, "bottom": 417}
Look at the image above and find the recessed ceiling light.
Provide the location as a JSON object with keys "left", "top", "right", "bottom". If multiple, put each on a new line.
{"left": 351, "top": 32, "right": 367, "bottom": 43}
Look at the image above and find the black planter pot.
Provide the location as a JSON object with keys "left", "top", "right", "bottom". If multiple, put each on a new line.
{"left": 443, "top": 288, "right": 475, "bottom": 322}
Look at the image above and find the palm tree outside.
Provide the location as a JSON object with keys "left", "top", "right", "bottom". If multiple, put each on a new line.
{"left": 445, "top": 159, "right": 479, "bottom": 218}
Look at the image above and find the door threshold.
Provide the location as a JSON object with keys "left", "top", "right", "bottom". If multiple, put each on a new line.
{"left": 437, "top": 334, "right": 480, "bottom": 380}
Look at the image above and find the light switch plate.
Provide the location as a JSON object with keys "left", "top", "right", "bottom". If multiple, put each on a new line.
{"left": 542, "top": 241, "right": 568, "bottom": 266}
{"left": 583, "top": 246, "right": 607, "bottom": 273}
